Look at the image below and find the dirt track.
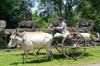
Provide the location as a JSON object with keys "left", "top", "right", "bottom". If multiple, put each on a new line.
{"left": 83, "top": 63, "right": 100, "bottom": 66}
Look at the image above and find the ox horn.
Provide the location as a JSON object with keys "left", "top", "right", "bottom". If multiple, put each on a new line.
{"left": 16, "top": 28, "right": 18, "bottom": 32}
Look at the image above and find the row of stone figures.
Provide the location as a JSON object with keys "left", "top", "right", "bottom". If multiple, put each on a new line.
{"left": 0, "top": 18, "right": 95, "bottom": 49}
{"left": 19, "top": 19, "right": 66, "bottom": 28}
{"left": 23, "top": 7, "right": 94, "bottom": 33}
{"left": 0, "top": 19, "right": 94, "bottom": 33}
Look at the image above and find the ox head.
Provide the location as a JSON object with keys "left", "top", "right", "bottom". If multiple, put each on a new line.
{"left": 8, "top": 34, "right": 17, "bottom": 47}
{"left": 8, "top": 29, "right": 22, "bottom": 47}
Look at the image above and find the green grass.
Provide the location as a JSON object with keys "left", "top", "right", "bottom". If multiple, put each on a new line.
{"left": 0, "top": 46, "right": 100, "bottom": 66}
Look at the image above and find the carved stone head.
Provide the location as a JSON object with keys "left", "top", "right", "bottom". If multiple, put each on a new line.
{"left": 0, "top": 20, "right": 6, "bottom": 33}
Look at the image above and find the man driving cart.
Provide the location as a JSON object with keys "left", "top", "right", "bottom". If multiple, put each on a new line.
{"left": 52, "top": 17, "right": 67, "bottom": 36}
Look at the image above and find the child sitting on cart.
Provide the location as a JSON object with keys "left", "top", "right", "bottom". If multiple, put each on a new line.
{"left": 72, "top": 28, "right": 77, "bottom": 38}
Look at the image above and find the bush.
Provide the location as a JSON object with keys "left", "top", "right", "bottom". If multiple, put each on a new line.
{"left": 88, "top": 31, "right": 96, "bottom": 39}
{"left": 32, "top": 11, "right": 60, "bottom": 28}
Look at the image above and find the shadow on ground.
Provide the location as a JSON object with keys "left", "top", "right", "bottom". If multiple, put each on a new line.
{"left": 9, "top": 51, "right": 93, "bottom": 65}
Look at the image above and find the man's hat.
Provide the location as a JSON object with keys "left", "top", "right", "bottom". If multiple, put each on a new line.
{"left": 58, "top": 17, "right": 63, "bottom": 20}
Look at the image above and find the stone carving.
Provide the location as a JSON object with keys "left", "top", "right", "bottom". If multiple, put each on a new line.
{"left": 18, "top": 7, "right": 37, "bottom": 31}
{"left": 18, "top": 20, "right": 37, "bottom": 31}
{"left": 0, "top": 20, "right": 8, "bottom": 47}
{"left": 76, "top": 19, "right": 94, "bottom": 33}
{"left": 0, "top": 20, "right": 6, "bottom": 33}
{"left": 25, "top": 7, "right": 32, "bottom": 21}
{"left": 48, "top": 19, "right": 66, "bottom": 28}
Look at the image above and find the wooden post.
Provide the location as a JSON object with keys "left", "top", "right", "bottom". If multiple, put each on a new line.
{"left": 5, "top": 36, "right": 7, "bottom": 47}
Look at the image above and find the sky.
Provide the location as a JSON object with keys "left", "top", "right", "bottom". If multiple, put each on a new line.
{"left": 31, "top": 2, "right": 39, "bottom": 13}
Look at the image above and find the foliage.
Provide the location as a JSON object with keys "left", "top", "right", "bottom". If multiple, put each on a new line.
{"left": 77, "top": 2, "right": 96, "bottom": 19}
{"left": 32, "top": 10, "right": 48, "bottom": 28}
{"left": 47, "top": 12, "right": 59, "bottom": 26}
{"left": 67, "top": 9, "right": 79, "bottom": 27}
{"left": 88, "top": 31, "right": 96, "bottom": 39}
{"left": 32, "top": 11, "right": 60, "bottom": 28}
{"left": 89, "top": 0, "right": 100, "bottom": 11}
{"left": 93, "top": 19, "right": 100, "bottom": 32}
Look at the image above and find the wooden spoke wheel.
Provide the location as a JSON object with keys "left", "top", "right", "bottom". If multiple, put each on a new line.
{"left": 62, "top": 32, "right": 87, "bottom": 59}
{"left": 54, "top": 41, "right": 62, "bottom": 53}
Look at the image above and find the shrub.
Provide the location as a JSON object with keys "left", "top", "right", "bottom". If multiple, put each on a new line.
{"left": 88, "top": 31, "right": 96, "bottom": 39}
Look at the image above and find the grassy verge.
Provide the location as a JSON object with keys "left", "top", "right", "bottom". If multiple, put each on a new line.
{"left": 0, "top": 46, "right": 100, "bottom": 66}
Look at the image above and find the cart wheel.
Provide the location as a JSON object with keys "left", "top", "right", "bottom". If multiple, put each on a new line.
{"left": 62, "top": 32, "right": 87, "bottom": 59}
{"left": 54, "top": 41, "right": 62, "bottom": 53}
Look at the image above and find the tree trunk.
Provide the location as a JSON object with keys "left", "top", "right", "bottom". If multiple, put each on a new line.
{"left": 65, "top": 0, "right": 72, "bottom": 23}
{"left": 66, "top": 6, "right": 71, "bottom": 21}
{"left": 59, "top": 5, "right": 62, "bottom": 17}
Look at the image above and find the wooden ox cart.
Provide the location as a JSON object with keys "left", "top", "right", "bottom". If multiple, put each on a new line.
{"left": 36, "top": 19, "right": 98, "bottom": 59}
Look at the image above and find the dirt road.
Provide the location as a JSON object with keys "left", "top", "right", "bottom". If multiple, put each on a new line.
{"left": 83, "top": 63, "right": 100, "bottom": 66}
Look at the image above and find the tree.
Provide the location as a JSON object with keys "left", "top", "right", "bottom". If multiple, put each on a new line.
{"left": 67, "top": 9, "right": 79, "bottom": 27}
{"left": 0, "top": 0, "right": 35, "bottom": 28}
{"left": 38, "top": 0, "right": 53, "bottom": 18}
{"left": 38, "top": 0, "right": 65, "bottom": 18}
{"left": 65, "top": 0, "right": 82, "bottom": 21}
{"left": 51, "top": 0, "right": 65, "bottom": 17}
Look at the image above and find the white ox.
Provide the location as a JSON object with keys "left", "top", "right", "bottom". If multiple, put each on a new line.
{"left": 8, "top": 31, "right": 53, "bottom": 63}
